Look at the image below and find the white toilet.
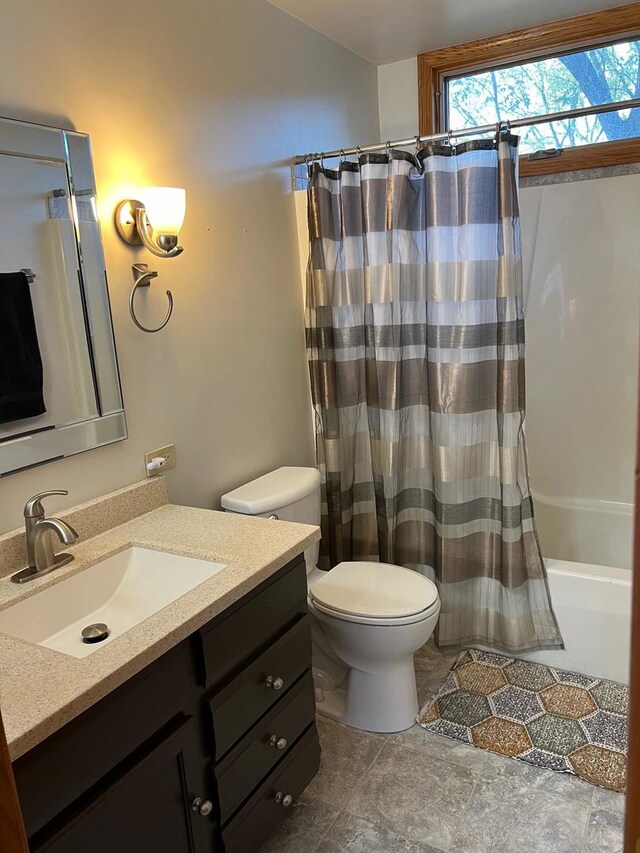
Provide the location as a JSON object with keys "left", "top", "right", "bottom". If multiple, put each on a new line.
{"left": 221, "top": 467, "right": 440, "bottom": 733}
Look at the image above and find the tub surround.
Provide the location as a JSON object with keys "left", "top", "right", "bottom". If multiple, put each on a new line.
{"left": 520, "top": 558, "right": 631, "bottom": 683}
{"left": 0, "top": 483, "right": 320, "bottom": 760}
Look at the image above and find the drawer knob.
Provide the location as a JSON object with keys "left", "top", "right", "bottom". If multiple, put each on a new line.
{"left": 192, "top": 797, "right": 213, "bottom": 817}
{"left": 275, "top": 791, "right": 293, "bottom": 807}
{"left": 268, "top": 514, "right": 279, "bottom": 520}
{"left": 269, "top": 735, "right": 288, "bottom": 750}
{"left": 266, "top": 675, "right": 284, "bottom": 691}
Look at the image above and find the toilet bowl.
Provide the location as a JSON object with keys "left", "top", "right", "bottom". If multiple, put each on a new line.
{"left": 221, "top": 467, "right": 441, "bottom": 733}
{"left": 308, "top": 561, "right": 440, "bottom": 731}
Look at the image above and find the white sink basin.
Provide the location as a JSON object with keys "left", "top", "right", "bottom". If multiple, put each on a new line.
{"left": 0, "top": 547, "right": 226, "bottom": 658}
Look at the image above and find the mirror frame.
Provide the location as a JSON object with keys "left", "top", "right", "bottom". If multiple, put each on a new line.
{"left": 0, "top": 116, "right": 126, "bottom": 477}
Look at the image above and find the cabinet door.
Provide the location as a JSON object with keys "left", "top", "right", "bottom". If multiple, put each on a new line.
{"left": 33, "top": 717, "right": 213, "bottom": 853}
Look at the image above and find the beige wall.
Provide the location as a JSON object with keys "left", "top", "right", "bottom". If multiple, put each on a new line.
{"left": 0, "top": 0, "right": 379, "bottom": 532}
{"left": 378, "top": 59, "right": 418, "bottom": 142}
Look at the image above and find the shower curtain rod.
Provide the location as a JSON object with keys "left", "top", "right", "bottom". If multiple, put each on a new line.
{"left": 293, "top": 96, "right": 640, "bottom": 165}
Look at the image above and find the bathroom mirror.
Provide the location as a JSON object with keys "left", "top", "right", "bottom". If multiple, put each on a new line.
{"left": 0, "top": 116, "right": 126, "bottom": 476}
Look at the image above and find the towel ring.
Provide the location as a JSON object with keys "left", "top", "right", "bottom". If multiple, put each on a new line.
{"left": 129, "top": 263, "right": 173, "bottom": 333}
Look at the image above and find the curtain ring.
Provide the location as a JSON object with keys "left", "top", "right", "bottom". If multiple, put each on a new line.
{"left": 414, "top": 135, "right": 422, "bottom": 153}
{"left": 385, "top": 139, "right": 392, "bottom": 157}
{"left": 447, "top": 129, "right": 454, "bottom": 147}
{"left": 319, "top": 152, "right": 326, "bottom": 168}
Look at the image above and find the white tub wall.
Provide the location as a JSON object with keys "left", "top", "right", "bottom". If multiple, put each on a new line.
{"left": 533, "top": 495, "right": 633, "bottom": 570}
{"left": 520, "top": 176, "right": 640, "bottom": 571}
{"left": 520, "top": 560, "right": 631, "bottom": 684}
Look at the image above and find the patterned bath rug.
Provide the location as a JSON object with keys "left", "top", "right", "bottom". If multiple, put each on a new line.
{"left": 417, "top": 649, "right": 628, "bottom": 792}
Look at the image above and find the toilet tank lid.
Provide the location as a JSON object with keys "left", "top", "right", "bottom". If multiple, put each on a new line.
{"left": 221, "top": 467, "right": 321, "bottom": 515}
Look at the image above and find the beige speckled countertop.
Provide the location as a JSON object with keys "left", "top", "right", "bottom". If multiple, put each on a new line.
{"left": 0, "top": 504, "right": 319, "bottom": 760}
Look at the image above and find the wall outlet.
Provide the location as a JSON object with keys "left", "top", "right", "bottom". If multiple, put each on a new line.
{"left": 144, "top": 444, "right": 176, "bottom": 477}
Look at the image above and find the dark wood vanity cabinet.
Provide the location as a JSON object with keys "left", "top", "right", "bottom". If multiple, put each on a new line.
{"left": 32, "top": 716, "right": 210, "bottom": 853}
{"left": 13, "top": 555, "right": 320, "bottom": 853}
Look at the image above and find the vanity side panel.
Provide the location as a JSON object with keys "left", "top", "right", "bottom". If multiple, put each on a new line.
{"left": 0, "top": 709, "right": 28, "bottom": 853}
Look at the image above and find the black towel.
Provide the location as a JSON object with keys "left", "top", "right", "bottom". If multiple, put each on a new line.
{"left": 0, "top": 272, "right": 46, "bottom": 424}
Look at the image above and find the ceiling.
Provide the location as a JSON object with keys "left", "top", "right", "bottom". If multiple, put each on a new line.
{"left": 266, "top": 0, "right": 632, "bottom": 65}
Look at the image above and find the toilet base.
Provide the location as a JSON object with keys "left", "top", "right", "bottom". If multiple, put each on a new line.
{"left": 314, "top": 657, "right": 419, "bottom": 733}
{"left": 315, "top": 685, "right": 348, "bottom": 722}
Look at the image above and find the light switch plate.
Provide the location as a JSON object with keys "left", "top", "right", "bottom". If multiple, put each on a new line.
{"left": 144, "top": 444, "right": 176, "bottom": 477}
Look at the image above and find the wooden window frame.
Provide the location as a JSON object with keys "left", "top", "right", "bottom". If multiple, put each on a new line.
{"left": 418, "top": 3, "right": 640, "bottom": 177}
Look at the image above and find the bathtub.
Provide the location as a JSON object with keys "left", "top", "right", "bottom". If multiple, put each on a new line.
{"left": 519, "top": 558, "right": 631, "bottom": 684}
{"left": 533, "top": 491, "right": 633, "bottom": 571}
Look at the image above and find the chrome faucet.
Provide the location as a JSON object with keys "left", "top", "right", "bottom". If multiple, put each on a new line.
{"left": 11, "top": 491, "right": 79, "bottom": 584}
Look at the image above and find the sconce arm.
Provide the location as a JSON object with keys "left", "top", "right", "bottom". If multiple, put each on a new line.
{"left": 133, "top": 205, "right": 183, "bottom": 258}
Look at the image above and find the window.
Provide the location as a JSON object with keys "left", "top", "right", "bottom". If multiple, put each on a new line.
{"left": 448, "top": 39, "right": 640, "bottom": 154}
{"left": 418, "top": 3, "right": 640, "bottom": 175}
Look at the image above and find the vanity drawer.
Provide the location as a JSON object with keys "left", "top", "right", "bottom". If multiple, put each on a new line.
{"left": 199, "top": 555, "right": 307, "bottom": 688}
{"left": 215, "top": 670, "right": 315, "bottom": 824}
{"left": 207, "top": 615, "right": 312, "bottom": 760}
{"left": 221, "top": 725, "right": 321, "bottom": 853}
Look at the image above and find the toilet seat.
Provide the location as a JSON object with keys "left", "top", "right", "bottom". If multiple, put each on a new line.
{"left": 309, "top": 561, "right": 439, "bottom": 626}
{"left": 310, "top": 596, "right": 440, "bottom": 626}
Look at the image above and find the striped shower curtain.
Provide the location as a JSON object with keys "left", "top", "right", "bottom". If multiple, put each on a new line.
{"left": 305, "top": 136, "right": 562, "bottom": 652}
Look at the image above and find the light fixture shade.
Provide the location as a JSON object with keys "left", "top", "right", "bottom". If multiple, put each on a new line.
{"left": 140, "top": 187, "right": 186, "bottom": 236}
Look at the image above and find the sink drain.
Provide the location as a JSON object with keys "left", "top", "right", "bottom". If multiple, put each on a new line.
{"left": 82, "top": 623, "right": 110, "bottom": 644}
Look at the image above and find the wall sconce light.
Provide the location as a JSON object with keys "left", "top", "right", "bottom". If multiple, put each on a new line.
{"left": 115, "top": 187, "right": 185, "bottom": 332}
{"left": 115, "top": 187, "right": 186, "bottom": 258}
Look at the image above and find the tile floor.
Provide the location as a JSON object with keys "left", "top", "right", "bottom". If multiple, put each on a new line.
{"left": 260, "top": 643, "right": 625, "bottom": 853}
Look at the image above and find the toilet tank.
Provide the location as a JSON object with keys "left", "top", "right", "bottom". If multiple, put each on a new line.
{"left": 220, "top": 467, "right": 321, "bottom": 571}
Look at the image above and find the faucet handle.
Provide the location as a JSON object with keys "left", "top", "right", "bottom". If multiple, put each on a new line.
{"left": 24, "top": 490, "right": 69, "bottom": 519}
